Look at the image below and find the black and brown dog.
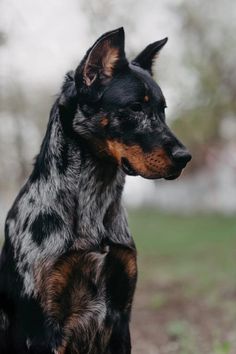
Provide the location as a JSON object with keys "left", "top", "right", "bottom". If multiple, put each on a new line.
{"left": 0, "top": 28, "right": 191, "bottom": 353}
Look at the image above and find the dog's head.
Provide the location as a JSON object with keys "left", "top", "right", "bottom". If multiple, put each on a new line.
{"left": 62, "top": 27, "right": 191, "bottom": 180}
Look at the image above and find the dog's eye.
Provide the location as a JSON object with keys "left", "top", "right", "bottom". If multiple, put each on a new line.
{"left": 130, "top": 103, "right": 142, "bottom": 112}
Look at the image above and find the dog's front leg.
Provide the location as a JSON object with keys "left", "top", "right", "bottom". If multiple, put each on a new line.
{"left": 108, "top": 316, "right": 131, "bottom": 354}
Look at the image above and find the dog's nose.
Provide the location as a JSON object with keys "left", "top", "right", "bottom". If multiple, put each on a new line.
{"left": 171, "top": 149, "right": 192, "bottom": 168}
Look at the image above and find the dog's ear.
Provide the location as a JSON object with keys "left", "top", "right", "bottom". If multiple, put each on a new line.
{"left": 75, "top": 27, "right": 127, "bottom": 101}
{"left": 131, "top": 37, "right": 168, "bottom": 75}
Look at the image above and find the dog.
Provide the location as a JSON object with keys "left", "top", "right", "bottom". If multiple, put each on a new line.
{"left": 0, "top": 27, "right": 191, "bottom": 353}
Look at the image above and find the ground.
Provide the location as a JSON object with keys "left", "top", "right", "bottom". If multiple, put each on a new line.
{"left": 128, "top": 210, "right": 236, "bottom": 354}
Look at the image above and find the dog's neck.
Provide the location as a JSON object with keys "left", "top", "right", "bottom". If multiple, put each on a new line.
{"left": 30, "top": 100, "right": 128, "bottom": 248}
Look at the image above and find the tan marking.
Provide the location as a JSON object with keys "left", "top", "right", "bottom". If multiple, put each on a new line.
{"left": 35, "top": 251, "right": 107, "bottom": 318}
{"left": 34, "top": 245, "right": 137, "bottom": 351}
{"left": 56, "top": 342, "right": 67, "bottom": 354}
{"left": 34, "top": 250, "right": 108, "bottom": 353}
{"left": 100, "top": 116, "right": 109, "bottom": 127}
{"left": 144, "top": 95, "right": 149, "bottom": 102}
{"left": 102, "top": 45, "right": 119, "bottom": 77}
{"left": 121, "top": 250, "right": 137, "bottom": 278}
{"left": 106, "top": 140, "right": 172, "bottom": 178}
{"left": 110, "top": 245, "right": 137, "bottom": 279}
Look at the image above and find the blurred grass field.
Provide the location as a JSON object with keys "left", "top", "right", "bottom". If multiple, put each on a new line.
{"left": 128, "top": 209, "right": 236, "bottom": 354}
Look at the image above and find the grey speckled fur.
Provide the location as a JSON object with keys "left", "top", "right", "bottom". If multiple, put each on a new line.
{"left": 6, "top": 100, "right": 132, "bottom": 297}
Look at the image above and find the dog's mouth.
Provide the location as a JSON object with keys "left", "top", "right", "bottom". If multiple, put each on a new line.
{"left": 121, "top": 157, "right": 183, "bottom": 180}
{"left": 121, "top": 158, "right": 138, "bottom": 176}
{"left": 164, "top": 170, "right": 182, "bottom": 180}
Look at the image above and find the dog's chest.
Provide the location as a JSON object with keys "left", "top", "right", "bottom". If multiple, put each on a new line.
{"left": 35, "top": 244, "right": 137, "bottom": 352}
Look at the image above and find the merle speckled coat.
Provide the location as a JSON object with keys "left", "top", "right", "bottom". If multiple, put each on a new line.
{"left": 0, "top": 28, "right": 191, "bottom": 354}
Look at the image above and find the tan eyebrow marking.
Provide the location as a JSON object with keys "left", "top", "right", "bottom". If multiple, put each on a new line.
{"left": 100, "top": 117, "right": 109, "bottom": 127}
{"left": 144, "top": 95, "right": 149, "bottom": 102}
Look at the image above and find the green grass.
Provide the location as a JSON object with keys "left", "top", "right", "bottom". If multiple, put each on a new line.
{"left": 128, "top": 210, "right": 236, "bottom": 353}
{"left": 128, "top": 209, "right": 236, "bottom": 300}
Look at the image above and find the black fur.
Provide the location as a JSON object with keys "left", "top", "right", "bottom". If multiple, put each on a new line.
{"left": 30, "top": 212, "right": 64, "bottom": 246}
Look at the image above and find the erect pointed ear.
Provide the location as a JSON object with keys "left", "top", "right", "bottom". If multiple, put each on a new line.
{"left": 131, "top": 37, "right": 168, "bottom": 75}
{"left": 75, "top": 27, "right": 128, "bottom": 101}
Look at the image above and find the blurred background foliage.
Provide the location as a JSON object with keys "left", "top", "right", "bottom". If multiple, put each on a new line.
{"left": 172, "top": 0, "right": 236, "bottom": 168}
{"left": 1, "top": 1, "right": 236, "bottom": 353}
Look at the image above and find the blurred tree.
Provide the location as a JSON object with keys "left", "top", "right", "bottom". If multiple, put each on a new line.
{"left": 171, "top": 0, "right": 236, "bottom": 161}
{"left": 1, "top": 85, "right": 28, "bottom": 183}
{"left": 0, "top": 83, "right": 53, "bottom": 187}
